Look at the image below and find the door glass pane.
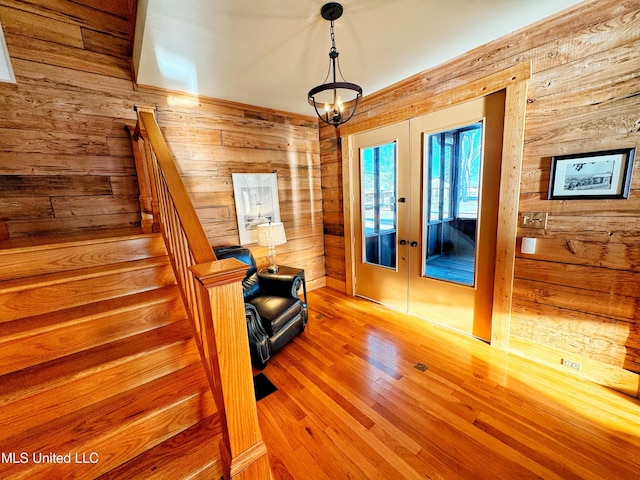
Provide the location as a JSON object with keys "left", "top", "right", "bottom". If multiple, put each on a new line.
{"left": 361, "top": 142, "right": 397, "bottom": 269}
{"left": 423, "top": 122, "right": 482, "bottom": 286}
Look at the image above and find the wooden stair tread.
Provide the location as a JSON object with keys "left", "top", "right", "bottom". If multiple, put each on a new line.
{"left": 0, "top": 256, "right": 177, "bottom": 323}
{"left": 97, "top": 413, "right": 224, "bottom": 480}
{"left": 0, "top": 328, "right": 202, "bottom": 440}
{"left": 0, "top": 285, "right": 186, "bottom": 376}
{"left": 0, "top": 319, "right": 194, "bottom": 406}
{"left": 0, "top": 231, "right": 229, "bottom": 478}
{"left": 0, "top": 363, "right": 217, "bottom": 479}
{"left": 0, "top": 284, "right": 183, "bottom": 342}
{"left": 0, "top": 255, "right": 171, "bottom": 293}
{"left": 0, "top": 227, "right": 147, "bottom": 251}
{"left": 0, "top": 232, "right": 166, "bottom": 282}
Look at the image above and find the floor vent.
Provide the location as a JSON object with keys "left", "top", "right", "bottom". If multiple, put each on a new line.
{"left": 414, "top": 362, "right": 428, "bottom": 372}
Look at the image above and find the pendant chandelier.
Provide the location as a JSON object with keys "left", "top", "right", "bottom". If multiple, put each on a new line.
{"left": 308, "top": 2, "right": 362, "bottom": 128}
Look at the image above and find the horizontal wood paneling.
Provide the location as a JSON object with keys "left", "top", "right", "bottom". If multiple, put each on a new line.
{"left": 0, "top": 1, "right": 323, "bottom": 286}
{"left": 0, "top": 0, "right": 138, "bottom": 239}
{"left": 321, "top": 0, "right": 640, "bottom": 386}
{"left": 0, "top": 174, "right": 112, "bottom": 196}
{"left": 2, "top": 0, "right": 131, "bottom": 35}
{"left": 157, "top": 103, "right": 323, "bottom": 284}
{"left": 0, "top": 4, "right": 84, "bottom": 47}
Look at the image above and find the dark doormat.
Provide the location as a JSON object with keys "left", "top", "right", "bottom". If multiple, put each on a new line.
{"left": 253, "top": 373, "right": 277, "bottom": 401}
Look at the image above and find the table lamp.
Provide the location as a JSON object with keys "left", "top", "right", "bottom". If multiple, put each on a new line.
{"left": 257, "top": 222, "right": 287, "bottom": 272}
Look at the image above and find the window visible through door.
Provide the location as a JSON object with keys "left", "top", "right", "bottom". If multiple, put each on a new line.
{"left": 424, "top": 122, "right": 483, "bottom": 286}
{"left": 362, "top": 142, "right": 397, "bottom": 269}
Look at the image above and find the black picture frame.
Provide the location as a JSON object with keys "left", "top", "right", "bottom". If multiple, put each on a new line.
{"left": 548, "top": 148, "right": 635, "bottom": 200}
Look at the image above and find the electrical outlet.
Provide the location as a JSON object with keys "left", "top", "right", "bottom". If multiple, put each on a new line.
{"left": 520, "top": 212, "right": 548, "bottom": 229}
{"left": 562, "top": 358, "right": 582, "bottom": 371}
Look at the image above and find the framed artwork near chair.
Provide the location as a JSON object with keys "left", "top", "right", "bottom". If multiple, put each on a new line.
{"left": 232, "top": 173, "right": 281, "bottom": 244}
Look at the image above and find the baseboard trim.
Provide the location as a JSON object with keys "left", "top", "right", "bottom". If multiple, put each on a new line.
{"left": 324, "top": 276, "right": 346, "bottom": 293}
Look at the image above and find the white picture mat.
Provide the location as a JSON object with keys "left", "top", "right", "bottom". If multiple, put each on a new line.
{"left": 232, "top": 173, "right": 281, "bottom": 244}
{"left": 0, "top": 23, "right": 16, "bottom": 84}
{"left": 552, "top": 152, "right": 626, "bottom": 197}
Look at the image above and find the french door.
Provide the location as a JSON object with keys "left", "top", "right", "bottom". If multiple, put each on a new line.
{"left": 353, "top": 92, "right": 505, "bottom": 341}
{"left": 352, "top": 121, "right": 410, "bottom": 311}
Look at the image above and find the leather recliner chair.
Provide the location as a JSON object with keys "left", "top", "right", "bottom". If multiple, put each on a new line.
{"left": 213, "top": 245, "right": 308, "bottom": 369}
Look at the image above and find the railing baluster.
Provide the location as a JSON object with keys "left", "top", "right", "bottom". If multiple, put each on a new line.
{"left": 132, "top": 106, "right": 271, "bottom": 480}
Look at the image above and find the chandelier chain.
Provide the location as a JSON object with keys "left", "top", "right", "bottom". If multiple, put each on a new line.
{"left": 307, "top": 2, "right": 362, "bottom": 127}
{"left": 329, "top": 20, "right": 338, "bottom": 58}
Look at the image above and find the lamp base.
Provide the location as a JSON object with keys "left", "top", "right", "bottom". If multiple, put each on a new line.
{"left": 267, "top": 245, "right": 279, "bottom": 273}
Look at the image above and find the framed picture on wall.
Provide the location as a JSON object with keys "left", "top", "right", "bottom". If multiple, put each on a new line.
{"left": 232, "top": 173, "right": 281, "bottom": 244}
{"left": 548, "top": 148, "right": 635, "bottom": 200}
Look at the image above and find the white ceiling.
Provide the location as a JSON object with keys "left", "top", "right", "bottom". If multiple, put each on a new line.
{"left": 133, "top": 0, "right": 585, "bottom": 116}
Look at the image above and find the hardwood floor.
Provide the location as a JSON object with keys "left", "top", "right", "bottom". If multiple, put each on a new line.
{"left": 257, "top": 288, "right": 640, "bottom": 479}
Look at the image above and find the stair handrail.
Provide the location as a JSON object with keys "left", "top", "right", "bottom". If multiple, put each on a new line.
{"left": 131, "top": 105, "right": 271, "bottom": 480}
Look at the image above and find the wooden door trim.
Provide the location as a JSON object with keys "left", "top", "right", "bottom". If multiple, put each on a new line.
{"left": 342, "top": 60, "right": 530, "bottom": 351}
{"left": 340, "top": 61, "right": 531, "bottom": 137}
{"left": 489, "top": 77, "right": 528, "bottom": 350}
{"left": 342, "top": 134, "right": 356, "bottom": 296}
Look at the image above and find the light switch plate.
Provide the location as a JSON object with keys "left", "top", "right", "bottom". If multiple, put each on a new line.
{"left": 520, "top": 212, "right": 547, "bottom": 229}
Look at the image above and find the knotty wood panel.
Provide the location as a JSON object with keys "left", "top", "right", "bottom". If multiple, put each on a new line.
{"left": 321, "top": 0, "right": 640, "bottom": 384}
{"left": 0, "top": 197, "right": 52, "bottom": 220}
{"left": 511, "top": 298, "right": 634, "bottom": 370}
{"left": 5, "top": 213, "right": 141, "bottom": 238}
{"left": 7, "top": 34, "right": 131, "bottom": 79}
{"left": 2, "top": 0, "right": 131, "bottom": 36}
{"left": 81, "top": 28, "right": 130, "bottom": 57}
{"left": 0, "top": 4, "right": 84, "bottom": 47}
{"left": 51, "top": 195, "right": 139, "bottom": 217}
{"left": 0, "top": 175, "right": 112, "bottom": 196}
{"left": 0, "top": 152, "right": 134, "bottom": 176}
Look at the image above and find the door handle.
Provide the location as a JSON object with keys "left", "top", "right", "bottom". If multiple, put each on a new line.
{"left": 410, "top": 241, "right": 418, "bottom": 247}
{"left": 398, "top": 197, "right": 406, "bottom": 203}
{"left": 399, "top": 239, "right": 407, "bottom": 245}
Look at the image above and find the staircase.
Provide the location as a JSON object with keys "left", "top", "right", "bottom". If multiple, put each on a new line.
{"left": 0, "top": 232, "right": 224, "bottom": 479}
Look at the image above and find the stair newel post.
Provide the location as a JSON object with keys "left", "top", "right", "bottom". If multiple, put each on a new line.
{"left": 127, "top": 117, "right": 160, "bottom": 234}
{"left": 190, "top": 259, "right": 272, "bottom": 480}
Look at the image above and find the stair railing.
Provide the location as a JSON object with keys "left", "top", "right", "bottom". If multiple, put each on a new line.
{"left": 131, "top": 105, "right": 272, "bottom": 480}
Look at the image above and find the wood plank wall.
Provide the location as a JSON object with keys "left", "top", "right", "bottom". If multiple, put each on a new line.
{"left": 320, "top": 0, "right": 640, "bottom": 383}
{"left": 148, "top": 98, "right": 325, "bottom": 288}
{"left": 0, "top": 1, "right": 325, "bottom": 289}
{"left": 0, "top": 0, "right": 138, "bottom": 239}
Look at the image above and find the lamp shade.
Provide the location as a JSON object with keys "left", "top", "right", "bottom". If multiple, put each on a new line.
{"left": 257, "top": 222, "right": 287, "bottom": 247}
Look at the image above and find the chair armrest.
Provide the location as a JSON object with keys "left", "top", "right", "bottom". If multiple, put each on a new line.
{"left": 245, "top": 303, "right": 271, "bottom": 369}
{"left": 258, "top": 271, "right": 304, "bottom": 299}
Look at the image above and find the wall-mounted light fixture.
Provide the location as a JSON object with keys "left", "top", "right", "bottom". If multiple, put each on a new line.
{"left": 308, "top": 2, "right": 362, "bottom": 128}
